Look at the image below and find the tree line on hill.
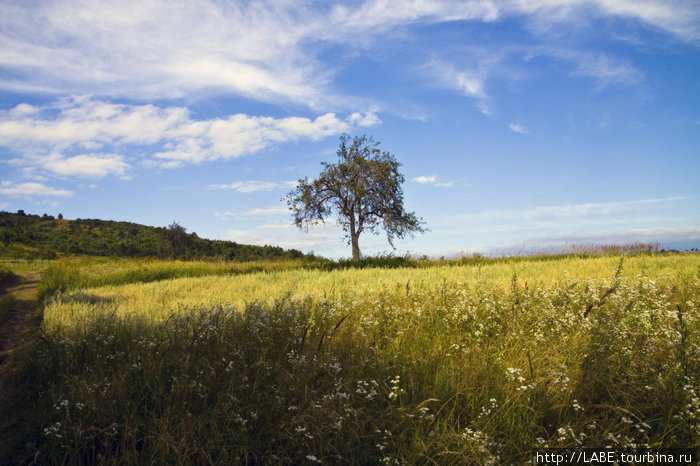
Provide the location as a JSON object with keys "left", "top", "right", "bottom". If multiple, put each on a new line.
{"left": 0, "top": 210, "right": 306, "bottom": 261}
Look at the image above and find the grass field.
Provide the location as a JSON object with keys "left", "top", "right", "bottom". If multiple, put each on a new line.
{"left": 2, "top": 253, "right": 698, "bottom": 464}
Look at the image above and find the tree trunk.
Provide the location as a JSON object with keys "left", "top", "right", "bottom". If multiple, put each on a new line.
{"left": 351, "top": 233, "right": 361, "bottom": 261}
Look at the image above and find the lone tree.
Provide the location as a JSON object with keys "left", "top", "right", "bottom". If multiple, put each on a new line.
{"left": 286, "top": 134, "right": 425, "bottom": 261}
{"left": 166, "top": 221, "right": 189, "bottom": 258}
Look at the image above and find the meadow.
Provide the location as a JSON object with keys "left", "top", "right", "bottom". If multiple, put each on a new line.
{"left": 1, "top": 253, "right": 698, "bottom": 464}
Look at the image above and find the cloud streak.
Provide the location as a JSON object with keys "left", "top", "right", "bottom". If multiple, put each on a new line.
{"left": 509, "top": 123, "right": 528, "bottom": 134}
{"left": 214, "top": 207, "right": 290, "bottom": 219}
{"left": 412, "top": 175, "right": 453, "bottom": 187}
{"left": 0, "top": 181, "right": 73, "bottom": 197}
{"left": 209, "top": 181, "right": 296, "bottom": 193}
{"left": 0, "top": 0, "right": 696, "bottom": 107}
{"left": 457, "top": 197, "right": 689, "bottom": 223}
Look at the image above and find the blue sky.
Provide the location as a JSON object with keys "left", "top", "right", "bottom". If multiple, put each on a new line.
{"left": 0, "top": 0, "right": 698, "bottom": 258}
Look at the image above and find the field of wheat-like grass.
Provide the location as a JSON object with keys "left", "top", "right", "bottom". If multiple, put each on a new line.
{"left": 45, "top": 255, "right": 694, "bottom": 328}
{"left": 5, "top": 254, "right": 699, "bottom": 464}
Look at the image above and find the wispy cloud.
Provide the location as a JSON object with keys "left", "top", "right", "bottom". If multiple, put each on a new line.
{"left": 222, "top": 217, "right": 354, "bottom": 255}
{"left": 412, "top": 175, "right": 453, "bottom": 187}
{"left": 214, "top": 207, "right": 290, "bottom": 220}
{"left": 3, "top": 0, "right": 693, "bottom": 108}
{"left": 527, "top": 47, "right": 644, "bottom": 88}
{"left": 509, "top": 123, "right": 528, "bottom": 134}
{"left": 223, "top": 226, "right": 337, "bottom": 251}
{"left": 591, "top": 0, "right": 700, "bottom": 42}
{"left": 458, "top": 197, "right": 689, "bottom": 223}
{"left": 0, "top": 1, "right": 337, "bottom": 106}
{"left": 536, "top": 225, "right": 700, "bottom": 245}
{"left": 0, "top": 181, "right": 73, "bottom": 197}
{"left": 260, "top": 223, "right": 296, "bottom": 230}
{"left": 210, "top": 181, "right": 296, "bottom": 193}
{"left": 422, "top": 60, "right": 493, "bottom": 114}
{"left": 0, "top": 97, "right": 380, "bottom": 173}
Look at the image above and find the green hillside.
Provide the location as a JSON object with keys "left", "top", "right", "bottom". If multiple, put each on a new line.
{"left": 0, "top": 210, "right": 306, "bottom": 261}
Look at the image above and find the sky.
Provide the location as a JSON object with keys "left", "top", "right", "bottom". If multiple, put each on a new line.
{"left": 0, "top": 0, "right": 699, "bottom": 258}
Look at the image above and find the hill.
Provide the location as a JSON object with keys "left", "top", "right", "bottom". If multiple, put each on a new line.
{"left": 0, "top": 210, "right": 306, "bottom": 261}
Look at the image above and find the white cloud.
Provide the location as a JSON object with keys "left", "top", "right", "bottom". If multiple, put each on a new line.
{"left": 574, "top": 52, "right": 642, "bottom": 85}
{"left": 2, "top": 0, "right": 695, "bottom": 108}
{"left": 509, "top": 123, "right": 528, "bottom": 134}
{"left": 214, "top": 207, "right": 290, "bottom": 219}
{"left": 43, "top": 153, "right": 128, "bottom": 177}
{"left": 413, "top": 175, "right": 438, "bottom": 184}
{"left": 497, "top": 0, "right": 700, "bottom": 42}
{"left": 0, "top": 97, "right": 380, "bottom": 174}
{"left": 422, "top": 60, "right": 493, "bottom": 114}
{"left": 335, "top": 0, "right": 700, "bottom": 42}
{"left": 333, "top": 0, "right": 500, "bottom": 30}
{"left": 458, "top": 197, "right": 688, "bottom": 223}
{"left": 210, "top": 181, "right": 290, "bottom": 193}
{"left": 412, "top": 175, "right": 453, "bottom": 187}
{"left": 0, "top": 1, "right": 338, "bottom": 106}
{"left": 154, "top": 112, "right": 373, "bottom": 164}
{"left": 0, "top": 181, "right": 73, "bottom": 197}
{"left": 0, "top": 98, "right": 189, "bottom": 148}
{"left": 222, "top": 217, "right": 347, "bottom": 254}
{"left": 526, "top": 47, "right": 644, "bottom": 87}
{"left": 260, "top": 223, "right": 296, "bottom": 230}
{"left": 443, "top": 196, "right": 695, "bottom": 239}
{"left": 248, "top": 206, "right": 292, "bottom": 215}
{"left": 591, "top": 0, "right": 700, "bottom": 42}
{"left": 425, "top": 43, "right": 643, "bottom": 114}
{"left": 223, "top": 230, "right": 265, "bottom": 245}
{"left": 542, "top": 225, "right": 700, "bottom": 244}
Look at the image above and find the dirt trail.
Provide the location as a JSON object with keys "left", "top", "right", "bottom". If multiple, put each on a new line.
{"left": 0, "top": 269, "right": 43, "bottom": 384}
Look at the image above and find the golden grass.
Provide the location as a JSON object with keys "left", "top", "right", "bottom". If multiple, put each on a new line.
{"left": 45, "top": 254, "right": 699, "bottom": 331}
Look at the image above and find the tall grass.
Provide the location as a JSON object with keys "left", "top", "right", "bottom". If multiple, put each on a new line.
{"left": 43, "top": 254, "right": 699, "bottom": 327}
{"left": 36, "top": 257, "right": 310, "bottom": 303}
{"left": 4, "top": 254, "right": 697, "bottom": 463}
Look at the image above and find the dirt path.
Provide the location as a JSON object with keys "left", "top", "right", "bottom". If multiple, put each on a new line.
{"left": 0, "top": 268, "right": 43, "bottom": 384}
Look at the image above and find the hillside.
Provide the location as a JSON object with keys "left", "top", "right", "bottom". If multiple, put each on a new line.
{"left": 0, "top": 210, "right": 306, "bottom": 261}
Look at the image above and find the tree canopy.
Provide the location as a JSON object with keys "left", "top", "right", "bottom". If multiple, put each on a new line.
{"left": 286, "top": 134, "right": 425, "bottom": 260}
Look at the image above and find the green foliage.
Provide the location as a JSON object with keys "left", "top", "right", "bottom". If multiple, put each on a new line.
{"left": 165, "top": 221, "right": 189, "bottom": 258}
{"left": 287, "top": 134, "right": 425, "bottom": 260}
{"left": 0, "top": 210, "right": 307, "bottom": 261}
{"left": 314, "top": 253, "right": 424, "bottom": 270}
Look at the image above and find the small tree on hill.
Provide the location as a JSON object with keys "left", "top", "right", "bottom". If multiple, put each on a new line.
{"left": 166, "top": 221, "right": 188, "bottom": 258}
{"left": 286, "top": 134, "right": 426, "bottom": 261}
